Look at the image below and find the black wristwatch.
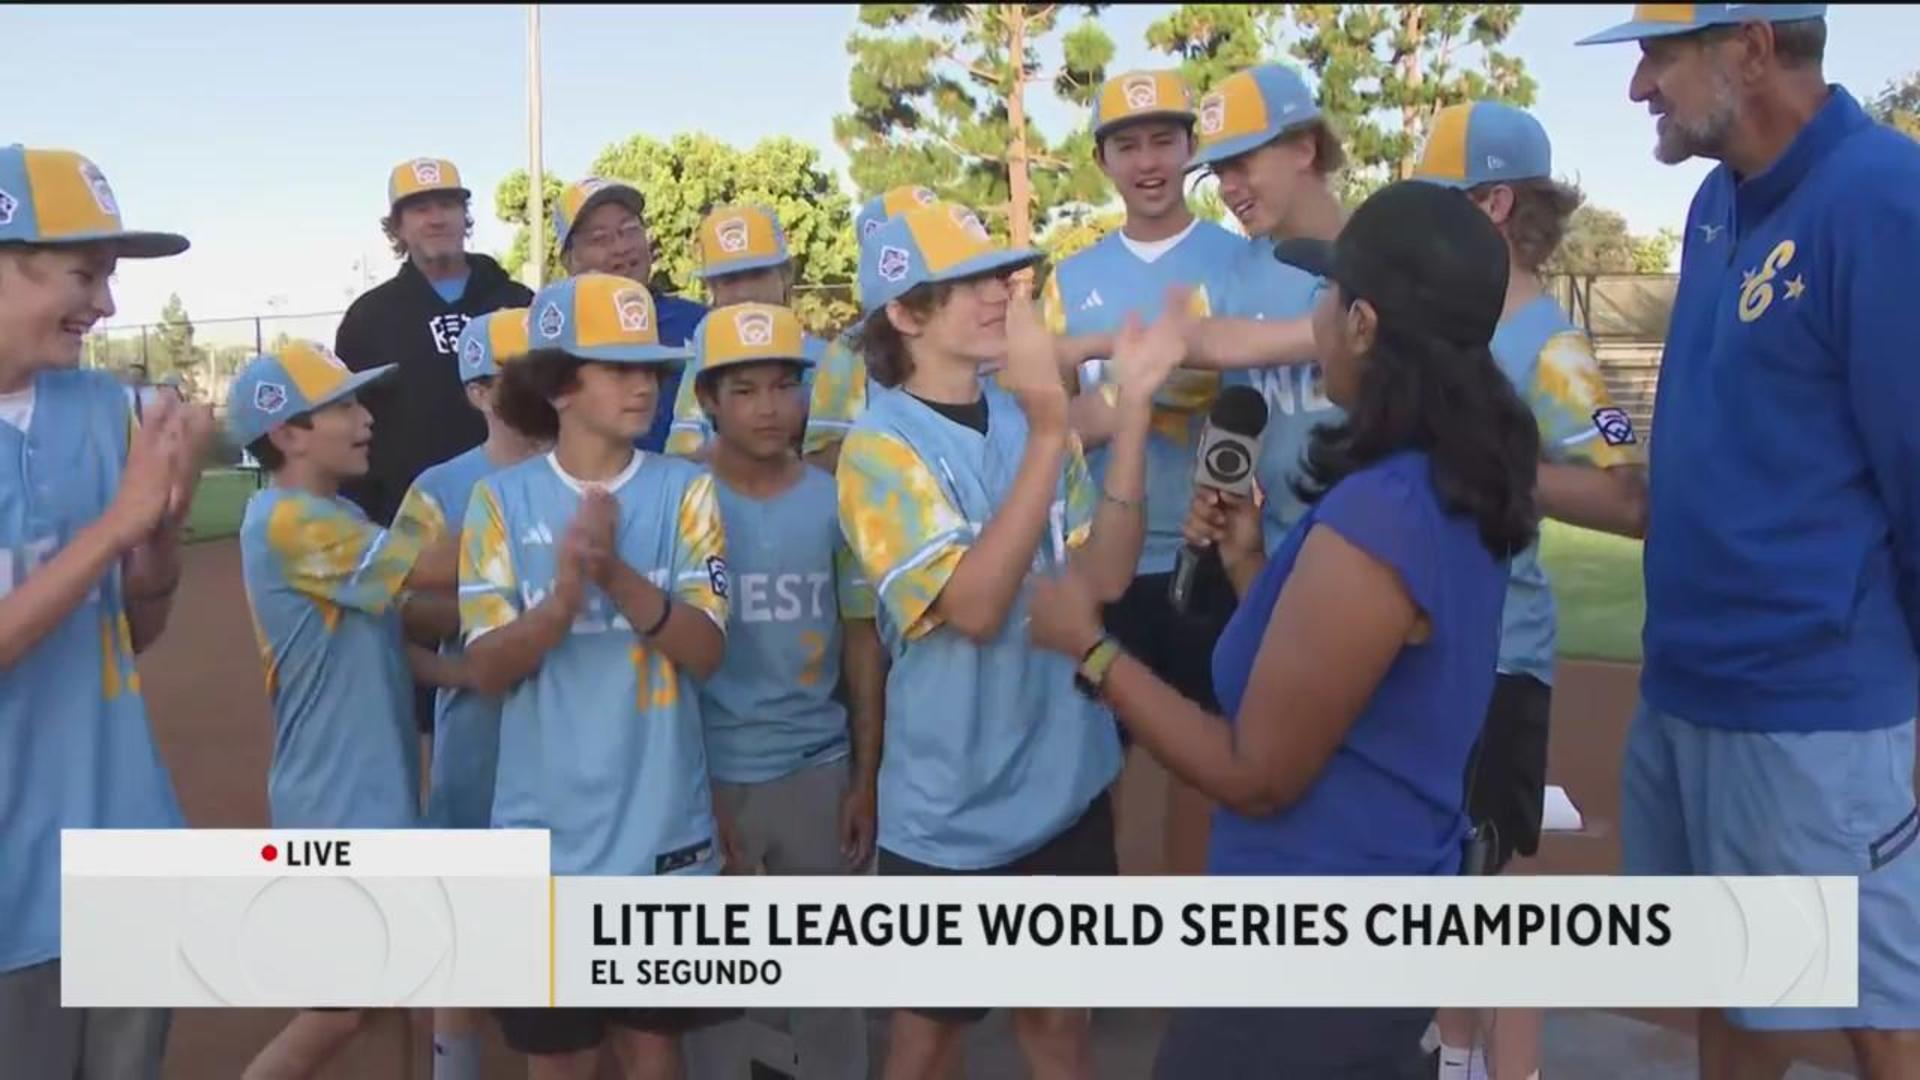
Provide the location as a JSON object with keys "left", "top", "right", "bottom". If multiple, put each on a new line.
{"left": 1073, "top": 635, "right": 1124, "bottom": 700}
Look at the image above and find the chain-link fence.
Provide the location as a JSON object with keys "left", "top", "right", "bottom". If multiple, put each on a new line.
{"left": 83, "top": 273, "right": 1676, "bottom": 456}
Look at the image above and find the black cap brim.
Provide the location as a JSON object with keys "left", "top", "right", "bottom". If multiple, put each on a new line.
{"left": 1271, "top": 237, "right": 1335, "bottom": 278}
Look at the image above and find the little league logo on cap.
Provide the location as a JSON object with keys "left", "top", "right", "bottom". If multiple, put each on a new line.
{"left": 253, "top": 382, "right": 288, "bottom": 415}
{"left": 0, "top": 146, "right": 189, "bottom": 258}
{"left": 1199, "top": 92, "right": 1228, "bottom": 137}
{"left": 734, "top": 309, "right": 775, "bottom": 346}
{"left": 697, "top": 303, "right": 811, "bottom": 373}
{"left": 877, "top": 246, "right": 912, "bottom": 283}
{"left": 859, "top": 201, "right": 1042, "bottom": 317}
{"left": 1188, "top": 65, "right": 1323, "bottom": 172}
{"left": 614, "top": 288, "right": 652, "bottom": 333}
{"left": 949, "top": 205, "right": 989, "bottom": 241}
{"left": 461, "top": 336, "right": 487, "bottom": 373}
{"left": 79, "top": 160, "right": 118, "bottom": 216}
{"left": 1122, "top": 75, "right": 1159, "bottom": 110}
{"left": 388, "top": 157, "right": 468, "bottom": 209}
{"left": 715, "top": 217, "right": 750, "bottom": 254}
{"left": 529, "top": 274, "right": 689, "bottom": 365}
{"left": 226, "top": 340, "right": 396, "bottom": 446}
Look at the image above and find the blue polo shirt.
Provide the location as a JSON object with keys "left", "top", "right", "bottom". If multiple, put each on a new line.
{"left": 639, "top": 293, "right": 709, "bottom": 453}
{"left": 1642, "top": 86, "right": 1920, "bottom": 733}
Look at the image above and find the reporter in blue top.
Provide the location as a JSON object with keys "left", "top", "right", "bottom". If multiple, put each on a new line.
{"left": 1580, "top": 5, "right": 1920, "bottom": 1076}
{"left": 1030, "top": 180, "right": 1540, "bottom": 1078}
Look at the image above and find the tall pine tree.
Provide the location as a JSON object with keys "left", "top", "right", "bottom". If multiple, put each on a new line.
{"left": 1147, "top": 4, "right": 1535, "bottom": 202}
{"left": 833, "top": 3, "right": 1115, "bottom": 247}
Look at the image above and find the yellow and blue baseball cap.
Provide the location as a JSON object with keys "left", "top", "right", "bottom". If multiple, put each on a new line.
{"left": 1187, "top": 64, "right": 1323, "bottom": 172}
{"left": 387, "top": 157, "right": 469, "bottom": 211}
{"left": 1413, "top": 102, "right": 1552, "bottom": 189}
{"left": 693, "top": 303, "right": 814, "bottom": 376}
{"left": 528, "top": 273, "right": 689, "bottom": 366}
{"left": 858, "top": 201, "right": 1042, "bottom": 317}
{"left": 0, "top": 146, "right": 187, "bottom": 258}
{"left": 695, "top": 205, "right": 789, "bottom": 280}
{"left": 456, "top": 308, "right": 530, "bottom": 384}
{"left": 855, "top": 185, "right": 939, "bottom": 244}
{"left": 1578, "top": 3, "right": 1826, "bottom": 45}
{"left": 227, "top": 341, "right": 394, "bottom": 446}
{"left": 1092, "top": 70, "right": 1196, "bottom": 142}
{"left": 554, "top": 178, "right": 646, "bottom": 251}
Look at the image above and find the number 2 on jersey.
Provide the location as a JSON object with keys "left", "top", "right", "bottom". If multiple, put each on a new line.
{"left": 797, "top": 630, "right": 828, "bottom": 688}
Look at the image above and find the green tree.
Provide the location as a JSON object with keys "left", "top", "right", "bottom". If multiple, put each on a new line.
{"left": 834, "top": 4, "right": 1114, "bottom": 248}
{"left": 1872, "top": 71, "right": 1920, "bottom": 139}
{"left": 1147, "top": 4, "right": 1534, "bottom": 202}
{"left": 494, "top": 171, "right": 567, "bottom": 287}
{"left": 1546, "top": 205, "right": 1678, "bottom": 275}
{"left": 149, "top": 293, "right": 205, "bottom": 400}
{"left": 1144, "top": 3, "right": 1283, "bottom": 94}
{"left": 498, "top": 136, "right": 860, "bottom": 333}
{"left": 1038, "top": 205, "right": 1126, "bottom": 263}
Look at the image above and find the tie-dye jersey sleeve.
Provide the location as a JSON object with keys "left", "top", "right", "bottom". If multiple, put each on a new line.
{"left": 265, "top": 494, "right": 424, "bottom": 615}
{"left": 392, "top": 483, "right": 448, "bottom": 547}
{"left": 1063, "top": 433, "right": 1096, "bottom": 552}
{"left": 1529, "top": 330, "right": 1644, "bottom": 470}
{"left": 459, "top": 481, "right": 521, "bottom": 644}
{"left": 666, "top": 354, "right": 713, "bottom": 457}
{"left": 1041, "top": 272, "right": 1068, "bottom": 336}
{"left": 803, "top": 337, "right": 865, "bottom": 455}
{"left": 671, "top": 473, "right": 731, "bottom": 631}
{"left": 836, "top": 428, "right": 969, "bottom": 641}
{"left": 834, "top": 522, "right": 878, "bottom": 622}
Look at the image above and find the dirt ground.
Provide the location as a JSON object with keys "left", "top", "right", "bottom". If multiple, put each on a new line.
{"left": 131, "top": 540, "right": 1862, "bottom": 1078}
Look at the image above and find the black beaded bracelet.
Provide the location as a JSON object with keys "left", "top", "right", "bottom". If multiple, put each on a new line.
{"left": 640, "top": 595, "right": 673, "bottom": 637}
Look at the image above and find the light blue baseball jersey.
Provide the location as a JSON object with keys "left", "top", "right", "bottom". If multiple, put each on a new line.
{"left": 703, "top": 468, "right": 874, "bottom": 784}
{"left": 460, "top": 451, "right": 730, "bottom": 876}
{"left": 0, "top": 370, "right": 184, "bottom": 974}
{"left": 1490, "top": 296, "right": 1644, "bottom": 685}
{"left": 1042, "top": 222, "right": 1246, "bottom": 575}
{"left": 1215, "top": 235, "right": 1344, "bottom": 546}
{"left": 667, "top": 327, "right": 831, "bottom": 456}
{"left": 836, "top": 382, "right": 1123, "bottom": 869}
{"left": 394, "top": 445, "right": 509, "bottom": 828}
{"left": 240, "top": 487, "right": 425, "bottom": 829}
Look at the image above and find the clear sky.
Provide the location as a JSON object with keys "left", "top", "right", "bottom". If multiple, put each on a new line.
{"left": 7, "top": 3, "right": 1915, "bottom": 336}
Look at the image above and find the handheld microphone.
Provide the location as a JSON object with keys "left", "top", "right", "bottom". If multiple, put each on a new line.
{"left": 1168, "top": 385, "right": 1269, "bottom": 615}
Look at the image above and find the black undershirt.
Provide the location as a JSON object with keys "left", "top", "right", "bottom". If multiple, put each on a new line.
{"left": 910, "top": 392, "right": 989, "bottom": 435}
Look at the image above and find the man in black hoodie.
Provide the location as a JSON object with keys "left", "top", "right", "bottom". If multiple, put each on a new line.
{"left": 334, "top": 157, "right": 534, "bottom": 758}
{"left": 335, "top": 156, "right": 534, "bottom": 527}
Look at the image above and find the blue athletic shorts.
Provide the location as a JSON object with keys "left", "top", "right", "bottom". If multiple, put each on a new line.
{"left": 1621, "top": 701, "right": 1920, "bottom": 1031}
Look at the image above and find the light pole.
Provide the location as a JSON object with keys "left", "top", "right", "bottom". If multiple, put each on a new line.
{"left": 528, "top": 3, "right": 546, "bottom": 290}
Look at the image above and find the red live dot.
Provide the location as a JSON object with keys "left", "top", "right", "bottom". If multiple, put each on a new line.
{"left": 261, "top": 844, "right": 278, "bottom": 863}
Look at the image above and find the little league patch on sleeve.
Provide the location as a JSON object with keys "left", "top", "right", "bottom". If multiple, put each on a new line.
{"left": 1592, "top": 407, "right": 1638, "bottom": 446}
{"left": 705, "top": 554, "right": 730, "bottom": 600}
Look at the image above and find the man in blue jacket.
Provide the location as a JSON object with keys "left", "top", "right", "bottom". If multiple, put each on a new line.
{"left": 1582, "top": 5, "right": 1920, "bottom": 1076}
{"left": 553, "top": 178, "right": 707, "bottom": 452}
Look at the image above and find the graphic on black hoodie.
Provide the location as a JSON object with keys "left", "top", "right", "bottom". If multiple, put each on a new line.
{"left": 334, "top": 253, "right": 534, "bottom": 526}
